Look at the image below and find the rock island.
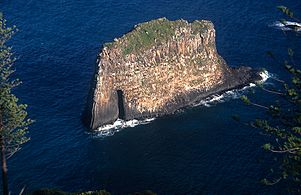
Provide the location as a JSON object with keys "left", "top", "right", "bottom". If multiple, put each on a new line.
{"left": 83, "top": 18, "right": 261, "bottom": 129}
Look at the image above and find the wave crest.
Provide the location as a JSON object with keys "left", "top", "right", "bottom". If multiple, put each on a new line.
{"left": 193, "top": 70, "right": 271, "bottom": 107}
{"left": 91, "top": 118, "right": 155, "bottom": 138}
{"left": 91, "top": 70, "right": 271, "bottom": 138}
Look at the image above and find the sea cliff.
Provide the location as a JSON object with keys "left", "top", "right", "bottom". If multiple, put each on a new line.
{"left": 84, "top": 18, "right": 261, "bottom": 129}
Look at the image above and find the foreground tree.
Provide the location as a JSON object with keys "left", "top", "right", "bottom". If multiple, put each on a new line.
{"left": 0, "top": 13, "right": 33, "bottom": 195}
{"left": 239, "top": 5, "right": 300, "bottom": 193}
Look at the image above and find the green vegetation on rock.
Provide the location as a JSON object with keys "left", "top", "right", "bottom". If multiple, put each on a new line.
{"left": 104, "top": 18, "right": 211, "bottom": 56}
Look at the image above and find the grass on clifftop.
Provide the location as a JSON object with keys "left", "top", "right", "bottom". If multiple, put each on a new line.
{"left": 104, "top": 18, "right": 211, "bottom": 56}
{"left": 122, "top": 18, "right": 178, "bottom": 55}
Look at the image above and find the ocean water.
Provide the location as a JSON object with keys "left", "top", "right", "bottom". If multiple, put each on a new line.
{"left": 0, "top": 0, "right": 301, "bottom": 194}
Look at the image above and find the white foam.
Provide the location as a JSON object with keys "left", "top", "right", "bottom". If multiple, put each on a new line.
{"left": 193, "top": 89, "right": 242, "bottom": 107}
{"left": 270, "top": 21, "right": 301, "bottom": 31}
{"left": 193, "top": 70, "right": 271, "bottom": 107}
{"left": 258, "top": 70, "right": 270, "bottom": 83}
{"left": 92, "top": 118, "right": 155, "bottom": 138}
{"left": 92, "top": 70, "right": 271, "bottom": 138}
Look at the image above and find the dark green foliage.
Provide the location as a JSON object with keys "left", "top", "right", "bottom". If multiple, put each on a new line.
{"left": 30, "top": 189, "right": 156, "bottom": 195}
{"left": 240, "top": 6, "right": 301, "bottom": 192}
{"left": 129, "top": 190, "right": 157, "bottom": 195}
{"left": 240, "top": 95, "right": 250, "bottom": 105}
{"left": 0, "top": 13, "right": 33, "bottom": 159}
{"left": 30, "top": 189, "right": 111, "bottom": 195}
{"left": 31, "top": 189, "right": 67, "bottom": 195}
{"left": 231, "top": 114, "right": 240, "bottom": 122}
{"left": 277, "top": 6, "right": 294, "bottom": 18}
{"left": 0, "top": 13, "right": 33, "bottom": 194}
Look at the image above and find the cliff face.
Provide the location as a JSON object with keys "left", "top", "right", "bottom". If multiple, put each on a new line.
{"left": 84, "top": 18, "right": 261, "bottom": 129}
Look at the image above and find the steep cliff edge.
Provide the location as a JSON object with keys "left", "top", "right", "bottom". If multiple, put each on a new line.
{"left": 83, "top": 18, "right": 261, "bottom": 130}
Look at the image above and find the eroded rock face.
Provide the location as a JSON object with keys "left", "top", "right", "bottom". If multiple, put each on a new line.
{"left": 84, "top": 18, "right": 261, "bottom": 129}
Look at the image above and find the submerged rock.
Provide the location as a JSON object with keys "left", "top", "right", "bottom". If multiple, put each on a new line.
{"left": 83, "top": 18, "right": 261, "bottom": 129}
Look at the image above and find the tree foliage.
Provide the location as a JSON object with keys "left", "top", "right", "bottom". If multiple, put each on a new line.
{"left": 0, "top": 13, "right": 33, "bottom": 194}
{"left": 240, "top": 5, "right": 301, "bottom": 193}
{"left": 0, "top": 13, "right": 32, "bottom": 158}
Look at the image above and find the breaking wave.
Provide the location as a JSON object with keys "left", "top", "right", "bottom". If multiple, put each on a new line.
{"left": 91, "top": 118, "right": 155, "bottom": 138}
{"left": 269, "top": 21, "right": 301, "bottom": 32}
{"left": 194, "top": 70, "right": 271, "bottom": 107}
{"left": 92, "top": 70, "right": 271, "bottom": 138}
{"left": 259, "top": 70, "right": 270, "bottom": 83}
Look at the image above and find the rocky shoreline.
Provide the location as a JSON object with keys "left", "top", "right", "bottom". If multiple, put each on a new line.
{"left": 83, "top": 18, "right": 262, "bottom": 130}
{"left": 109, "top": 66, "right": 262, "bottom": 122}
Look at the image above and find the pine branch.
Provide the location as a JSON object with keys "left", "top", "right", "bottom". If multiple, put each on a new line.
{"left": 270, "top": 147, "right": 300, "bottom": 154}
{"left": 250, "top": 102, "right": 270, "bottom": 110}
{"left": 261, "top": 86, "right": 285, "bottom": 96}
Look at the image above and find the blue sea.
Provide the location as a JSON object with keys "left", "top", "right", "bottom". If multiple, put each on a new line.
{"left": 1, "top": 0, "right": 301, "bottom": 194}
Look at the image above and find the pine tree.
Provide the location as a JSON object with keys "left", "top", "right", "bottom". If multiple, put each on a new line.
{"left": 0, "top": 13, "right": 33, "bottom": 195}
{"left": 238, "top": 5, "right": 301, "bottom": 193}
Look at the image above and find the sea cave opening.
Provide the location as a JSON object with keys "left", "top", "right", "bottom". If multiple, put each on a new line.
{"left": 117, "top": 90, "right": 125, "bottom": 119}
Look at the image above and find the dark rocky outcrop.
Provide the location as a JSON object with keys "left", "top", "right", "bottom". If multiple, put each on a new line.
{"left": 83, "top": 18, "right": 261, "bottom": 130}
